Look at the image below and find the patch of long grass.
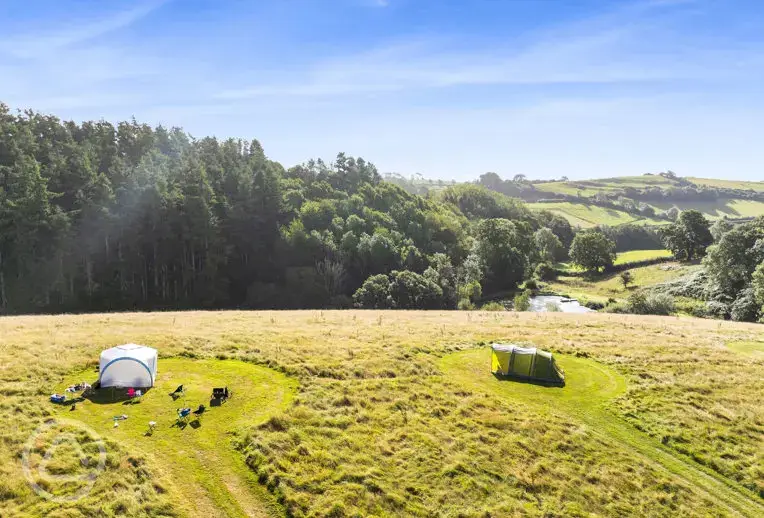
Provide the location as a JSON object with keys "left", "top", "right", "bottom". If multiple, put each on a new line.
{"left": 0, "top": 311, "right": 762, "bottom": 516}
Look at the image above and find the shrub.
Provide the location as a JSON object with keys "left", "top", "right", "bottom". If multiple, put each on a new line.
{"left": 534, "top": 262, "right": 557, "bottom": 281}
{"left": 481, "top": 301, "right": 506, "bottom": 311}
{"left": 457, "top": 298, "right": 475, "bottom": 310}
{"left": 513, "top": 290, "right": 532, "bottom": 311}
{"left": 675, "top": 298, "right": 709, "bottom": 318}
{"left": 646, "top": 293, "right": 675, "bottom": 315}
{"left": 626, "top": 291, "right": 649, "bottom": 314}
{"left": 706, "top": 301, "right": 730, "bottom": 319}
{"left": 523, "top": 279, "right": 539, "bottom": 291}
{"left": 651, "top": 269, "right": 709, "bottom": 299}
{"left": 604, "top": 301, "right": 628, "bottom": 313}
{"left": 626, "top": 291, "right": 675, "bottom": 315}
{"left": 583, "top": 300, "right": 605, "bottom": 310}
{"left": 730, "top": 286, "right": 759, "bottom": 322}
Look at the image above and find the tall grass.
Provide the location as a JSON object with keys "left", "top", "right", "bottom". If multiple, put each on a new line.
{"left": 0, "top": 311, "right": 762, "bottom": 516}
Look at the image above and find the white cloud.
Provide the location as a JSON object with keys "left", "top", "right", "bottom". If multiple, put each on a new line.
{"left": 0, "top": 1, "right": 168, "bottom": 59}
{"left": 217, "top": 1, "right": 757, "bottom": 100}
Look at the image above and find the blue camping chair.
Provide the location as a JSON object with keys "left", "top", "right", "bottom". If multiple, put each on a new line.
{"left": 177, "top": 407, "right": 191, "bottom": 423}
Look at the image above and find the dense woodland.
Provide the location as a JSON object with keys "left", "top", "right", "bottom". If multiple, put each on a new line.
{"left": 0, "top": 104, "right": 578, "bottom": 314}
{"left": 2, "top": 104, "right": 764, "bottom": 322}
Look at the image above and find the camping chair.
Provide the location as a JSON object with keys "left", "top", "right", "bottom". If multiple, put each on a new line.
{"left": 212, "top": 387, "right": 230, "bottom": 402}
{"left": 50, "top": 394, "right": 66, "bottom": 404}
{"left": 177, "top": 407, "right": 191, "bottom": 424}
{"left": 193, "top": 404, "right": 206, "bottom": 416}
{"left": 170, "top": 385, "right": 185, "bottom": 400}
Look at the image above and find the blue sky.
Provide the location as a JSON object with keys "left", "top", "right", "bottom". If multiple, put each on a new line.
{"left": 1, "top": 0, "right": 763, "bottom": 181}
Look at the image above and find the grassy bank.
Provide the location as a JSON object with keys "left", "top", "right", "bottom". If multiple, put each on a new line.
{"left": 546, "top": 262, "right": 698, "bottom": 302}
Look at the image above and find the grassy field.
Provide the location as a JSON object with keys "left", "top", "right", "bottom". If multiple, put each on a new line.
{"left": 527, "top": 201, "right": 664, "bottom": 227}
{"left": 614, "top": 249, "right": 673, "bottom": 265}
{"left": 687, "top": 178, "right": 764, "bottom": 192}
{"left": 646, "top": 198, "right": 764, "bottom": 220}
{"left": 1, "top": 311, "right": 762, "bottom": 517}
{"left": 441, "top": 349, "right": 761, "bottom": 517}
{"left": 546, "top": 262, "right": 698, "bottom": 302}
{"left": 534, "top": 175, "right": 677, "bottom": 197}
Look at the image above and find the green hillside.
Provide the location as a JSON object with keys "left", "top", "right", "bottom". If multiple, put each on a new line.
{"left": 528, "top": 201, "right": 666, "bottom": 227}
{"left": 534, "top": 175, "right": 676, "bottom": 197}
{"left": 688, "top": 177, "right": 764, "bottom": 192}
{"left": 525, "top": 174, "right": 764, "bottom": 227}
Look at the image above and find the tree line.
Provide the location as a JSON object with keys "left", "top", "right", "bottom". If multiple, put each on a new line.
{"left": 1, "top": 104, "right": 580, "bottom": 314}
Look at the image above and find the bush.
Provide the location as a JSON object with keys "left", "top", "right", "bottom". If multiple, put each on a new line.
{"left": 457, "top": 298, "right": 475, "bottom": 310}
{"left": 706, "top": 301, "right": 730, "bottom": 319}
{"left": 604, "top": 301, "right": 628, "bottom": 313}
{"left": 523, "top": 279, "right": 539, "bottom": 291}
{"left": 675, "top": 298, "right": 709, "bottom": 318}
{"left": 646, "top": 293, "right": 675, "bottom": 315}
{"left": 730, "top": 286, "right": 759, "bottom": 322}
{"left": 480, "top": 301, "right": 506, "bottom": 311}
{"left": 513, "top": 290, "right": 532, "bottom": 311}
{"left": 534, "top": 262, "right": 557, "bottom": 281}
{"left": 650, "top": 269, "right": 708, "bottom": 299}
{"left": 626, "top": 291, "right": 675, "bottom": 315}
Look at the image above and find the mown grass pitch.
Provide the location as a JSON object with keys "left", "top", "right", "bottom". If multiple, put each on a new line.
{"left": 441, "top": 349, "right": 762, "bottom": 517}
{"left": 1, "top": 311, "right": 762, "bottom": 516}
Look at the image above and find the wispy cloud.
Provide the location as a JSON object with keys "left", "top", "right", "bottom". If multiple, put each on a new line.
{"left": 0, "top": 0, "right": 167, "bottom": 59}
{"left": 217, "top": 0, "right": 756, "bottom": 100}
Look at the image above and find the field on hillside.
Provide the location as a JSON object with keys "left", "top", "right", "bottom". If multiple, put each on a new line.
{"left": 688, "top": 177, "right": 764, "bottom": 192}
{"left": 646, "top": 198, "right": 764, "bottom": 220}
{"left": 1, "top": 311, "right": 762, "bottom": 517}
{"left": 614, "top": 249, "right": 673, "bottom": 265}
{"left": 527, "top": 201, "right": 664, "bottom": 227}
{"left": 546, "top": 262, "right": 699, "bottom": 302}
{"left": 534, "top": 175, "right": 676, "bottom": 197}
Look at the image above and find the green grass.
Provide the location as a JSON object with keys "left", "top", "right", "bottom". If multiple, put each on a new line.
{"left": 546, "top": 262, "right": 699, "bottom": 302}
{"left": 688, "top": 178, "right": 764, "bottom": 192}
{"left": 534, "top": 175, "right": 677, "bottom": 197}
{"left": 17, "top": 358, "right": 295, "bottom": 517}
{"left": 646, "top": 198, "right": 764, "bottom": 220}
{"left": 440, "top": 348, "right": 763, "bottom": 517}
{"left": 614, "top": 249, "right": 673, "bottom": 265}
{"left": 726, "top": 341, "right": 764, "bottom": 358}
{"left": 1, "top": 311, "right": 763, "bottom": 516}
{"left": 527, "top": 201, "right": 664, "bottom": 227}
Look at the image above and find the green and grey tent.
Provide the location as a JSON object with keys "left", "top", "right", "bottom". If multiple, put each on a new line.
{"left": 491, "top": 343, "right": 564, "bottom": 384}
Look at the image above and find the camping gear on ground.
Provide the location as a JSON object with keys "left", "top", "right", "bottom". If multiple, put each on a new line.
{"left": 193, "top": 404, "right": 206, "bottom": 416}
{"left": 127, "top": 388, "right": 136, "bottom": 398}
{"left": 50, "top": 394, "right": 66, "bottom": 404}
{"left": 99, "top": 344, "right": 158, "bottom": 388}
{"left": 212, "top": 387, "right": 230, "bottom": 401}
{"left": 490, "top": 343, "right": 565, "bottom": 384}
{"left": 178, "top": 407, "right": 191, "bottom": 420}
{"left": 112, "top": 414, "right": 129, "bottom": 421}
{"left": 70, "top": 404, "right": 76, "bottom": 411}
{"left": 171, "top": 385, "right": 184, "bottom": 398}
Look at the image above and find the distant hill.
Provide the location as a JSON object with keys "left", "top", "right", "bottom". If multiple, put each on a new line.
{"left": 387, "top": 171, "right": 764, "bottom": 227}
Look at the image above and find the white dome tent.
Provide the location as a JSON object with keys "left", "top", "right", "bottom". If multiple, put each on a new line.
{"left": 98, "top": 344, "right": 158, "bottom": 388}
